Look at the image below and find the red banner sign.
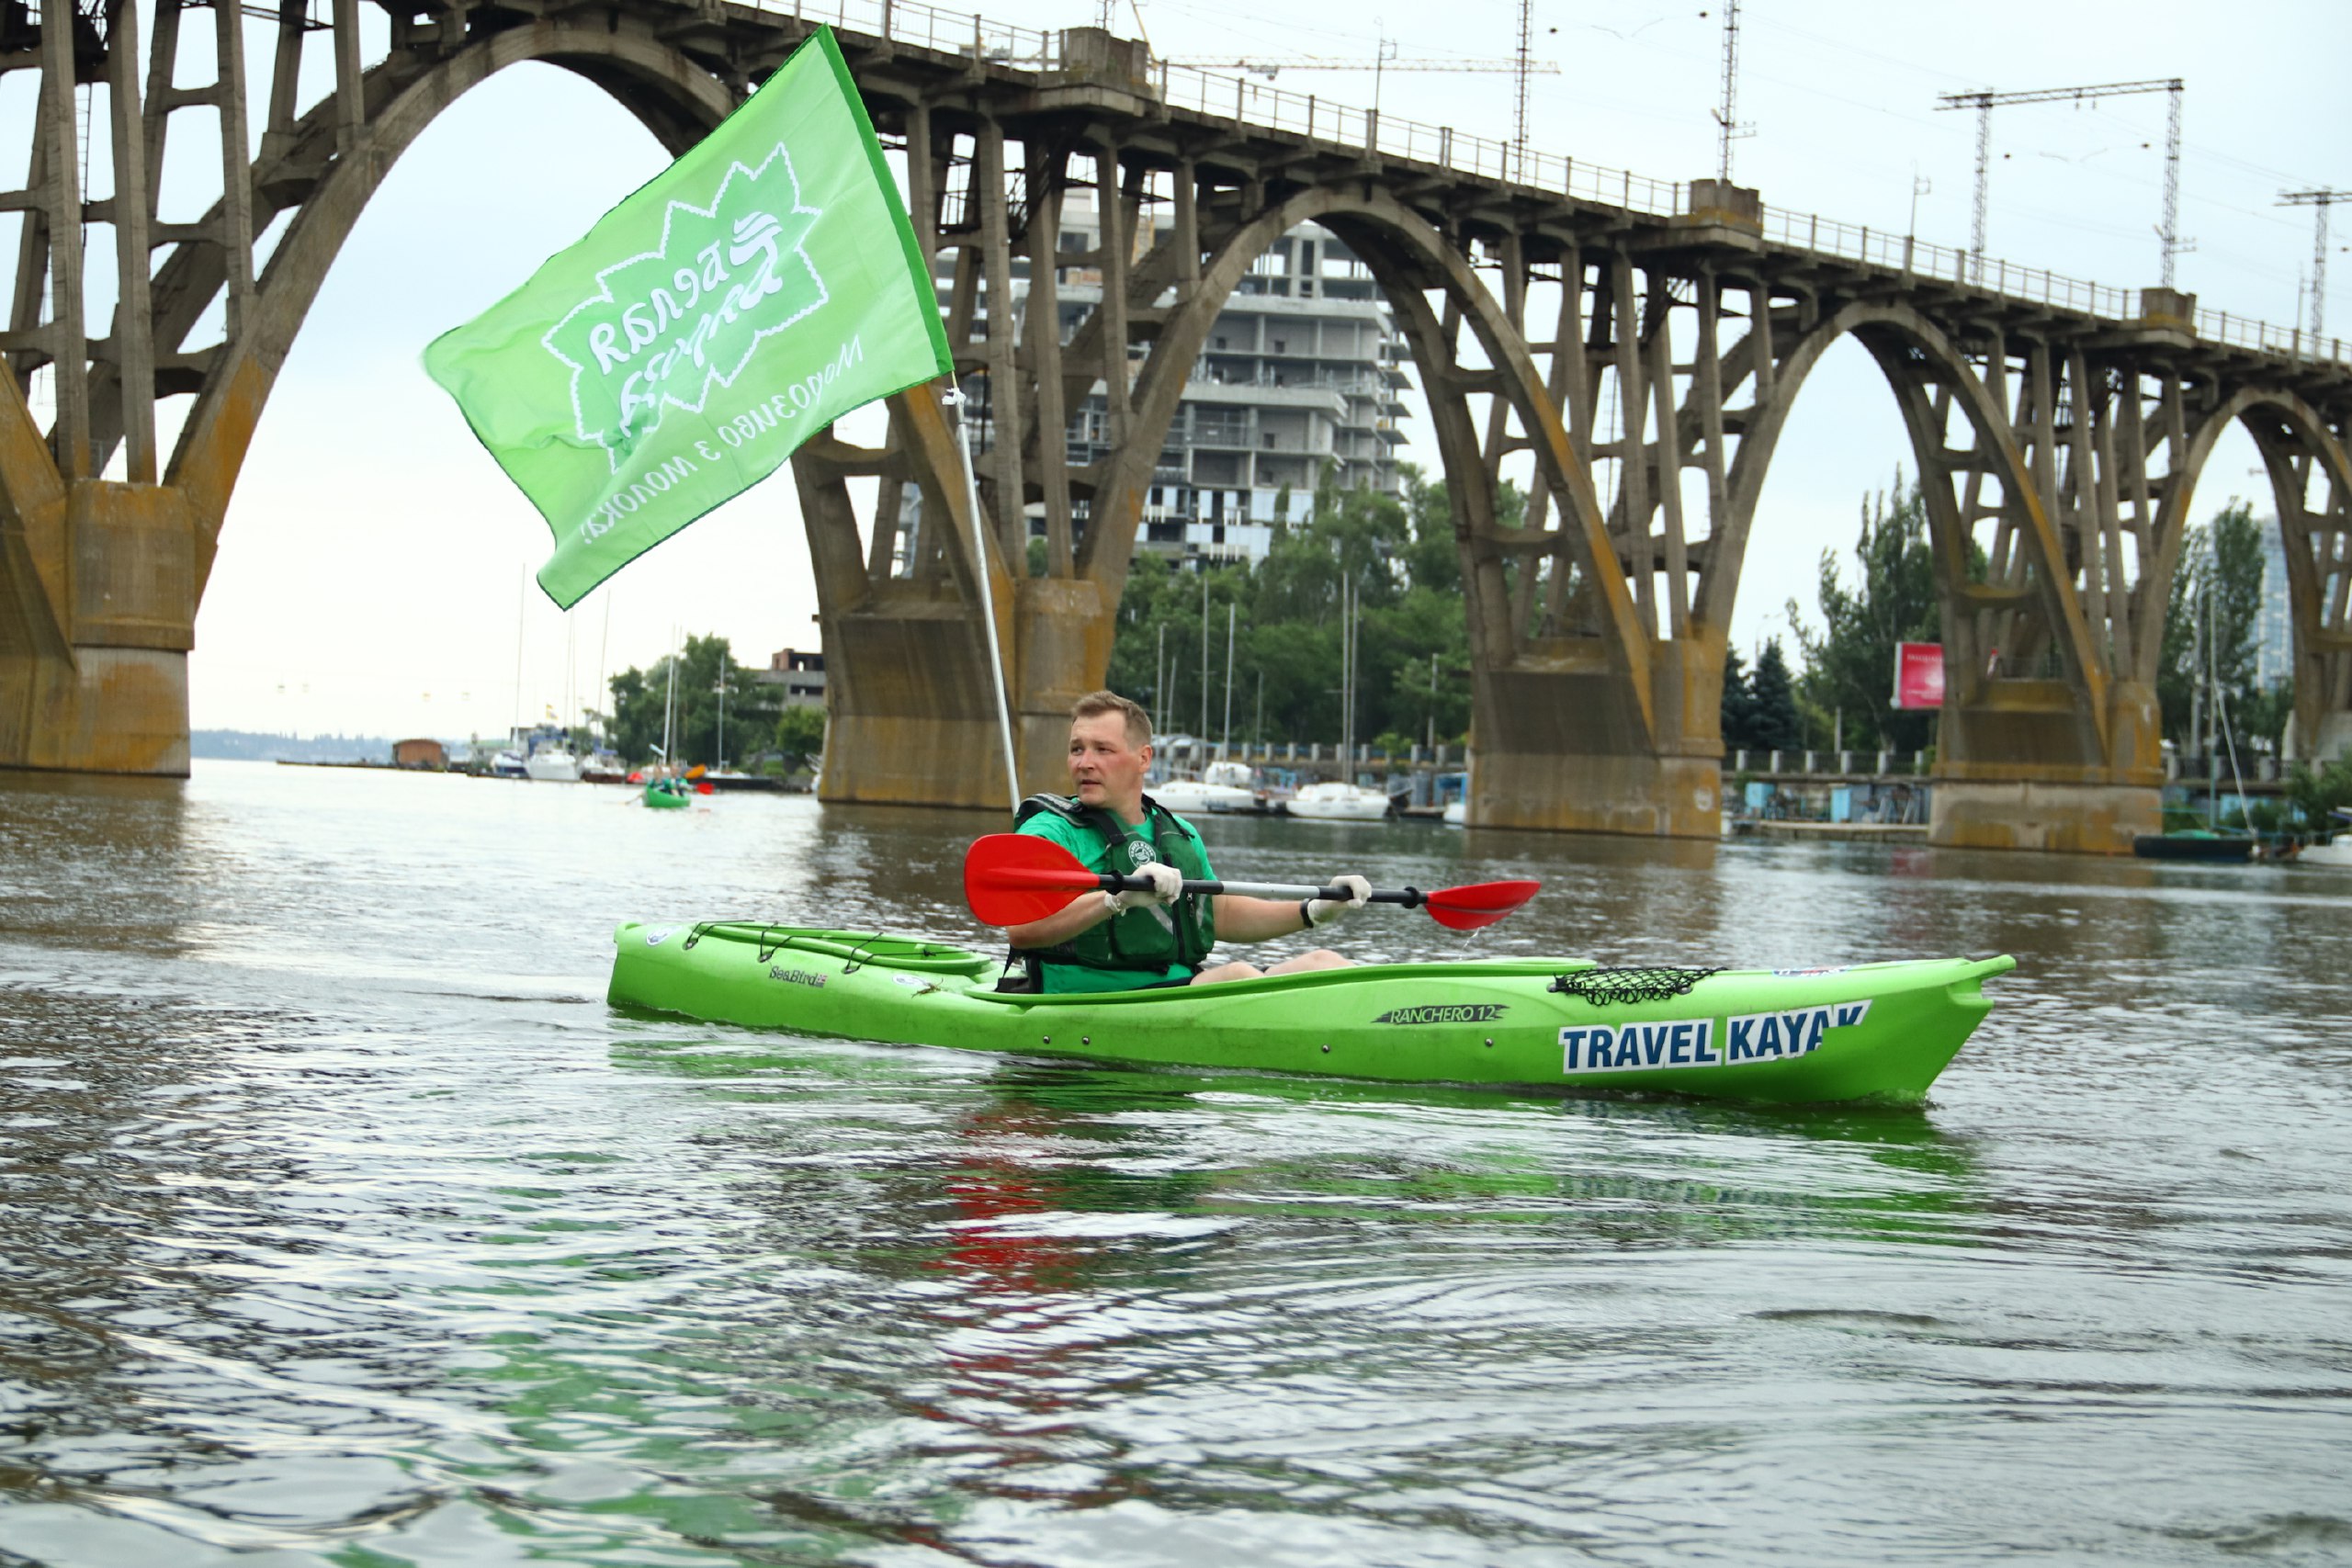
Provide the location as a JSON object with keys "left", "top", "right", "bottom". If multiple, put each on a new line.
{"left": 1893, "top": 642, "right": 1945, "bottom": 710}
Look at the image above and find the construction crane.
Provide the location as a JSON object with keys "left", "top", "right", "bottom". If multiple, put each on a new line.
{"left": 2278, "top": 189, "right": 2342, "bottom": 339}
{"left": 1936, "top": 78, "right": 2187, "bottom": 288}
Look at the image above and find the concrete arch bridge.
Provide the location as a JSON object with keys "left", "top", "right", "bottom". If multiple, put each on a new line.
{"left": 3, "top": 0, "right": 2346, "bottom": 851}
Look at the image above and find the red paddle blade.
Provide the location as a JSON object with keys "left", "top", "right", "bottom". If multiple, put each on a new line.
{"left": 1424, "top": 879, "right": 1541, "bottom": 931}
{"left": 695, "top": 780, "right": 715, "bottom": 795}
{"left": 965, "top": 834, "right": 1103, "bottom": 926}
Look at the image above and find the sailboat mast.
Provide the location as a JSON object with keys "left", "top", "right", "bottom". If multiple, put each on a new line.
{"left": 596, "top": 591, "right": 612, "bottom": 750}
{"left": 1222, "top": 602, "right": 1235, "bottom": 757}
{"left": 1198, "top": 568, "right": 1209, "bottom": 745}
{"left": 662, "top": 626, "right": 678, "bottom": 762}
{"left": 512, "top": 575, "right": 526, "bottom": 743}
{"left": 1340, "top": 573, "right": 1354, "bottom": 773}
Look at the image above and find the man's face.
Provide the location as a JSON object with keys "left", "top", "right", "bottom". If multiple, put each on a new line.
{"left": 1069, "top": 711, "right": 1148, "bottom": 811}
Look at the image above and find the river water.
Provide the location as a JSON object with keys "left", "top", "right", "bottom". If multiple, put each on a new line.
{"left": 2, "top": 760, "right": 2348, "bottom": 1567}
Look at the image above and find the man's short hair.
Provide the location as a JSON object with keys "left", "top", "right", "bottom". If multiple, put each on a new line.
{"left": 1070, "top": 690, "right": 1153, "bottom": 750}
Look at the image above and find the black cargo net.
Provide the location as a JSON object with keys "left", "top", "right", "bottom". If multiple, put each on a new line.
{"left": 1548, "top": 966, "right": 1723, "bottom": 1006}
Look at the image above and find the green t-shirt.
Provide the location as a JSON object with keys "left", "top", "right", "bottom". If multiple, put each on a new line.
{"left": 1016, "top": 807, "right": 1216, "bottom": 993}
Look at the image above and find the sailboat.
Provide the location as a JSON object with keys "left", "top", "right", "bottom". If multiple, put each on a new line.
{"left": 2133, "top": 560, "right": 2256, "bottom": 861}
{"left": 523, "top": 731, "right": 584, "bottom": 783}
{"left": 644, "top": 632, "right": 692, "bottom": 810}
{"left": 526, "top": 615, "right": 586, "bottom": 780}
{"left": 1288, "top": 571, "right": 1391, "bottom": 822}
{"left": 1152, "top": 586, "right": 1259, "bottom": 812}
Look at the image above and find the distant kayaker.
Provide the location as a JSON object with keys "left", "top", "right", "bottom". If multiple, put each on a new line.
{"left": 1005, "top": 690, "right": 1369, "bottom": 992}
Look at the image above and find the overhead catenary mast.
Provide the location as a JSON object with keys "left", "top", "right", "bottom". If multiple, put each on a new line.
{"left": 2278, "top": 189, "right": 2341, "bottom": 339}
{"left": 1713, "top": 0, "right": 1752, "bottom": 183}
{"left": 1936, "top": 78, "right": 2187, "bottom": 286}
{"left": 1513, "top": 0, "right": 1532, "bottom": 184}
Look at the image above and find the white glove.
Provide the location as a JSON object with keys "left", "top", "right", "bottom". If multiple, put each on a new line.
{"left": 1304, "top": 874, "right": 1372, "bottom": 929}
{"left": 1102, "top": 860, "right": 1182, "bottom": 915}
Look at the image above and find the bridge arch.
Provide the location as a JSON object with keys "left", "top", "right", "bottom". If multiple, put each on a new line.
{"left": 1724, "top": 300, "right": 2105, "bottom": 738}
{"left": 2171, "top": 387, "right": 2352, "bottom": 749}
{"left": 152, "top": 29, "right": 738, "bottom": 584}
{"left": 1088, "top": 182, "right": 1655, "bottom": 741}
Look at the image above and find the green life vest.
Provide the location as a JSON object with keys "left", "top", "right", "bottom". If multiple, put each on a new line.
{"left": 1014, "top": 793, "right": 1216, "bottom": 976}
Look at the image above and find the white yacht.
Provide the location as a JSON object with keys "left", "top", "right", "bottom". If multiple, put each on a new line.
{"left": 2294, "top": 832, "right": 2352, "bottom": 871}
{"left": 523, "top": 744, "right": 584, "bottom": 783}
{"left": 1151, "top": 760, "right": 1259, "bottom": 815}
{"left": 1286, "top": 780, "right": 1393, "bottom": 821}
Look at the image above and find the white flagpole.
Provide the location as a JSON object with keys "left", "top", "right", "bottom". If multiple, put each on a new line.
{"left": 947, "top": 387, "right": 1022, "bottom": 813}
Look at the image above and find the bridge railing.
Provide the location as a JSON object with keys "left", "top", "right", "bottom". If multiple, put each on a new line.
{"left": 741, "top": 0, "right": 2344, "bottom": 369}
{"left": 2197, "top": 309, "right": 2347, "bottom": 367}
{"left": 745, "top": 0, "right": 1057, "bottom": 67}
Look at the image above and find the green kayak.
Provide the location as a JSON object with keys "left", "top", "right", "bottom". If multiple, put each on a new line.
{"left": 642, "top": 782, "right": 691, "bottom": 809}
{"left": 608, "top": 922, "right": 2015, "bottom": 1105}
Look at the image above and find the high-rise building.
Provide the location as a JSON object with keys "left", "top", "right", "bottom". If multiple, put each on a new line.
{"left": 905, "top": 190, "right": 1412, "bottom": 571}
{"left": 2254, "top": 524, "right": 2291, "bottom": 689}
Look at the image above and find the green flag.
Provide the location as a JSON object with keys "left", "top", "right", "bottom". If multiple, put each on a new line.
{"left": 424, "top": 27, "right": 950, "bottom": 608}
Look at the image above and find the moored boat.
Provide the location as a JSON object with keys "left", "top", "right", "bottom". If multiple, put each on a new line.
{"left": 1286, "top": 780, "right": 1393, "bottom": 820}
{"left": 607, "top": 923, "right": 2013, "bottom": 1106}
{"left": 2132, "top": 829, "right": 2257, "bottom": 862}
{"left": 1149, "top": 760, "right": 1261, "bottom": 815}
{"left": 1151, "top": 776, "right": 1258, "bottom": 814}
{"left": 2285, "top": 831, "right": 2352, "bottom": 871}
{"left": 524, "top": 744, "right": 584, "bottom": 783}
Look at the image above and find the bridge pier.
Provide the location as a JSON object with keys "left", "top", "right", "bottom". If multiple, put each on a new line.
{"left": 1464, "top": 638, "right": 1725, "bottom": 838}
{"left": 1920, "top": 679, "right": 2165, "bottom": 853}
{"left": 811, "top": 573, "right": 1114, "bottom": 810}
{"left": 1474, "top": 750, "right": 1724, "bottom": 838}
{"left": 1928, "top": 779, "right": 2160, "bottom": 853}
{"left": 1, "top": 479, "right": 197, "bottom": 777}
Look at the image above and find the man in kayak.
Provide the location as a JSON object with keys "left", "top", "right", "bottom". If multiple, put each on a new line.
{"left": 1006, "top": 690, "right": 1370, "bottom": 992}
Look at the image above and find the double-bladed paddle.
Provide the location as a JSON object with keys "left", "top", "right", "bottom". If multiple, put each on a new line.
{"left": 963, "top": 833, "right": 1539, "bottom": 931}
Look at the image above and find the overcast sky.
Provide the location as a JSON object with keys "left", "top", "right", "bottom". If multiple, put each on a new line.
{"left": 145, "top": 0, "right": 2349, "bottom": 739}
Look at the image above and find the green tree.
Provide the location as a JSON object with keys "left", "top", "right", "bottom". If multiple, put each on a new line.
{"left": 1397, "top": 465, "right": 1462, "bottom": 596}
{"left": 605, "top": 666, "right": 654, "bottom": 760}
{"left": 2159, "top": 501, "right": 2269, "bottom": 751}
{"left": 1748, "top": 639, "right": 1804, "bottom": 752}
{"left": 1720, "top": 645, "right": 1757, "bottom": 750}
{"left": 772, "top": 704, "right": 827, "bottom": 772}
{"left": 1786, "top": 472, "right": 1941, "bottom": 752}
{"left": 1093, "top": 468, "right": 1505, "bottom": 750}
{"left": 2285, "top": 757, "right": 2352, "bottom": 836}
{"left": 2238, "top": 678, "right": 2297, "bottom": 755}
{"left": 606, "top": 636, "right": 777, "bottom": 767}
